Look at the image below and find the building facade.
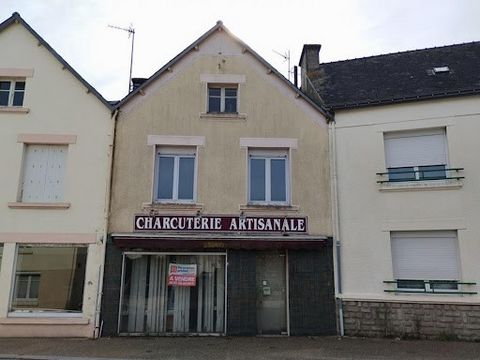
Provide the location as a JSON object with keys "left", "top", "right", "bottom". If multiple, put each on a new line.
{"left": 301, "top": 42, "right": 480, "bottom": 340}
{"left": 0, "top": 13, "right": 115, "bottom": 337}
{"left": 101, "top": 22, "right": 336, "bottom": 336}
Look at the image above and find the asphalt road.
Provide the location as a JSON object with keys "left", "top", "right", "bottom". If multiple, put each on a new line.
{"left": 0, "top": 336, "right": 479, "bottom": 360}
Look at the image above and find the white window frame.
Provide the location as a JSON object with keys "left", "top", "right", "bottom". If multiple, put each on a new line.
{"left": 9, "top": 244, "right": 88, "bottom": 317}
{"left": 13, "top": 273, "right": 40, "bottom": 302}
{"left": 248, "top": 149, "right": 289, "bottom": 205}
{"left": 153, "top": 146, "right": 197, "bottom": 203}
{"left": 0, "top": 79, "right": 25, "bottom": 107}
{"left": 207, "top": 84, "right": 238, "bottom": 113}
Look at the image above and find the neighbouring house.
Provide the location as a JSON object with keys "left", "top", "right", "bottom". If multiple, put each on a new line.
{"left": 101, "top": 21, "right": 336, "bottom": 336}
{"left": 0, "top": 13, "right": 115, "bottom": 338}
{"left": 300, "top": 42, "right": 480, "bottom": 340}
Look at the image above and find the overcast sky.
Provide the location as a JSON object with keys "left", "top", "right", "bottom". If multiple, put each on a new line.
{"left": 2, "top": 0, "right": 479, "bottom": 101}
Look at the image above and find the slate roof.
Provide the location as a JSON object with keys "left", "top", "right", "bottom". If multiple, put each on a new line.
{"left": 0, "top": 12, "right": 114, "bottom": 111}
{"left": 310, "top": 42, "right": 480, "bottom": 110}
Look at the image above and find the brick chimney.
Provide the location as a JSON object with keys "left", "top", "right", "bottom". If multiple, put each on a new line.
{"left": 299, "top": 44, "right": 321, "bottom": 89}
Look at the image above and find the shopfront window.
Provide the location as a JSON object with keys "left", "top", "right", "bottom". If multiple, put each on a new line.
{"left": 119, "top": 253, "right": 226, "bottom": 334}
{"left": 11, "top": 245, "right": 87, "bottom": 313}
{"left": 0, "top": 244, "right": 3, "bottom": 271}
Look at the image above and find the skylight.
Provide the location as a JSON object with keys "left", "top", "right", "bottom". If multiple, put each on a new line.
{"left": 433, "top": 66, "right": 450, "bottom": 74}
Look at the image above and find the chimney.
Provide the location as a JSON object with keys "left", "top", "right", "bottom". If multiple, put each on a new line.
{"left": 131, "top": 77, "right": 148, "bottom": 91}
{"left": 299, "top": 44, "right": 321, "bottom": 89}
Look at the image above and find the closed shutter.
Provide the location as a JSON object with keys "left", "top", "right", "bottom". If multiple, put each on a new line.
{"left": 384, "top": 128, "right": 447, "bottom": 168}
{"left": 22, "top": 145, "right": 67, "bottom": 202}
{"left": 391, "top": 231, "right": 459, "bottom": 280}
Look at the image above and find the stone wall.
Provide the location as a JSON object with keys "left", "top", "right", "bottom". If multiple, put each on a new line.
{"left": 343, "top": 300, "right": 480, "bottom": 341}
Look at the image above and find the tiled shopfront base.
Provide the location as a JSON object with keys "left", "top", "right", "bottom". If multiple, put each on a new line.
{"left": 343, "top": 300, "right": 480, "bottom": 341}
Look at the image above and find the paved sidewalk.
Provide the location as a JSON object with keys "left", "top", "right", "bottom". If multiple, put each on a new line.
{"left": 0, "top": 336, "right": 479, "bottom": 360}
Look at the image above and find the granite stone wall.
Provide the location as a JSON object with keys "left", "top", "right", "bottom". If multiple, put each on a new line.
{"left": 343, "top": 300, "right": 480, "bottom": 341}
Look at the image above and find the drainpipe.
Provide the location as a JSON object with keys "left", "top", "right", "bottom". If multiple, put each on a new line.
{"left": 328, "top": 117, "right": 344, "bottom": 336}
{"left": 93, "top": 108, "right": 118, "bottom": 339}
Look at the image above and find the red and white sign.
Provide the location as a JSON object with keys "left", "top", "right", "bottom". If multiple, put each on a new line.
{"left": 168, "top": 263, "right": 197, "bottom": 287}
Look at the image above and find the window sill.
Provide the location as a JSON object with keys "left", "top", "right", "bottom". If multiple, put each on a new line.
{"left": 8, "top": 202, "right": 71, "bottom": 209}
{"left": 0, "top": 106, "right": 30, "bottom": 114}
{"left": 142, "top": 202, "right": 204, "bottom": 212}
{"left": 1, "top": 314, "right": 87, "bottom": 325}
{"left": 378, "top": 180, "right": 463, "bottom": 192}
{"left": 239, "top": 204, "right": 300, "bottom": 213}
{"left": 200, "top": 112, "right": 247, "bottom": 121}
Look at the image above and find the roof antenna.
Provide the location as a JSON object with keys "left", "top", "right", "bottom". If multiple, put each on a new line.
{"left": 273, "top": 49, "right": 292, "bottom": 81}
{"left": 109, "top": 24, "right": 136, "bottom": 93}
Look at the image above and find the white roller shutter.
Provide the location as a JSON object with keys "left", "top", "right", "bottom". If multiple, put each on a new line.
{"left": 391, "top": 231, "right": 459, "bottom": 280}
{"left": 384, "top": 128, "right": 447, "bottom": 168}
{"left": 21, "top": 145, "right": 67, "bottom": 202}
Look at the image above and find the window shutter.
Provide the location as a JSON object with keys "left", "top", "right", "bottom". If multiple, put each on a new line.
{"left": 22, "top": 145, "right": 66, "bottom": 202}
{"left": 391, "top": 231, "right": 459, "bottom": 280}
{"left": 384, "top": 129, "right": 447, "bottom": 168}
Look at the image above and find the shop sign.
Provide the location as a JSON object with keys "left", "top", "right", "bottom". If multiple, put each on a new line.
{"left": 168, "top": 263, "right": 197, "bottom": 287}
{"left": 134, "top": 215, "right": 307, "bottom": 233}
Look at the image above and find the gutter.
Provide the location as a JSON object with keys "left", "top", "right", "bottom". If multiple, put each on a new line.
{"left": 328, "top": 117, "right": 344, "bottom": 336}
{"left": 93, "top": 108, "right": 118, "bottom": 339}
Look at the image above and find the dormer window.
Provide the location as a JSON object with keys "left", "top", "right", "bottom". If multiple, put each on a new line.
{"left": 208, "top": 85, "right": 237, "bottom": 113}
{"left": 0, "top": 80, "right": 25, "bottom": 107}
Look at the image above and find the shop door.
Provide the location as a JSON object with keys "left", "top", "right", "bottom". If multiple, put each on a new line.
{"left": 256, "top": 251, "right": 287, "bottom": 335}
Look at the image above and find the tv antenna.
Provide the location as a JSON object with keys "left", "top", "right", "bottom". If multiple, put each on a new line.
{"left": 273, "top": 49, "right": 292, "bottom": 81}
{"left": 109, "top": 24, "right": 135, "bottom": 93}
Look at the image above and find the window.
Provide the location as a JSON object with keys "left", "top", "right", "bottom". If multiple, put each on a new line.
{"left": 384, "top": 128, "right": 447, "bottom": 182}
{"left": 248, "top": 149, "right": 288, "bottom": 204}
{"left": 391, "top": 231, "right": 460, "bottom": 291}
{"left": 119, "top": 253, "right": 225, "bottom": 334}
{"left": 208, "top": 85, "right": 237, "bottom": 113}
{"left": 14, "top": 273, "right": 40, "bottom": 303}
{"left": 0, "top": 80, "right": 25, "bottom": 107}
{"left": 11, "top": 245, "right": 87, "bottom": 312}
{"left": 21, "top": 144, "right": 67, "bottom": 202}
{"left": 154, "top": 147, "right": 196, "bottom": 202}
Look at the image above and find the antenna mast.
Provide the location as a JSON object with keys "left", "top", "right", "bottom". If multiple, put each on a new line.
{"left": 109, "top": 24, "right": 135, "bottom": 93}
{"left": 273, "top": 49, "right": 291, "bottom": 81}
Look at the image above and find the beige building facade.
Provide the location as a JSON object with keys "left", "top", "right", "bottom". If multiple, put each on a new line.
{"left": 102, "top": 22, "right": 336, "bottom": 336}
{"left": 0, "top": 13, "right": 114, "bottom": 337}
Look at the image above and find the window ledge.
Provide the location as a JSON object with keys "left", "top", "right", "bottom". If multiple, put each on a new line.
{"left": 0, "top": 106, "right": 30, "bottom": 114}
{"left": 200, "top": 112, "right": 247, "bottom": 121}
{"left": 379, "top": 181, "right": 463, "bottom": 192}
{"left": 8, "top": 202, "right": 71, "bottom": 209}
{"left": 1, "top": 316, "right": 88, "bottom": 325}
{"left": 142, "top": 202, "right": 204, "bottom": 212}
{"left": 239, "top": 204, "right": 300, "bottom": 213}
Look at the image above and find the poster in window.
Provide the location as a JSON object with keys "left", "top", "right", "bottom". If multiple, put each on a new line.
{"left": 168, "top": 263, "right": 197, "bottom": 287}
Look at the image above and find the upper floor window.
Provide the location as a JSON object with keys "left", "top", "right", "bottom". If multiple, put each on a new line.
{"left": 208, "top": 85, "right": 237, "bottom": 113}
{"left": 154, "top": 147, "right": 196, "bottom": 202}
{"left": 248, "top": 149, "right": 288, "bottom": 205}
{"left": 0, "top": 80, "right": 25, "bottom": 107}
{"left": 384, "top": 128, "right": 448, "bottom": 182}
{"left": 21, "top": 144, "right": 67, "bottom": 203}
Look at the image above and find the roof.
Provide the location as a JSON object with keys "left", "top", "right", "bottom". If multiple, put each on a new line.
{"left": 0, "top": 12, "right": 114, "bottom": 111}
{"left": 309, "top": 42, "right": 480, "bottom": 110}
{"left": 116, "top": 21, "right": 332, "bottom": 120}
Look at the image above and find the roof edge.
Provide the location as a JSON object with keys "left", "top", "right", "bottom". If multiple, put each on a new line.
{"left": 116, "top": 21, "right": 333, "bottom": 121}
{"left": 0, "top": 12, "right": 114, "bottom": 111}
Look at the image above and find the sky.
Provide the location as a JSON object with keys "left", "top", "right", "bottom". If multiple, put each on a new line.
{"left": 2, "top": 0, "right": 480, "bottom": 101}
